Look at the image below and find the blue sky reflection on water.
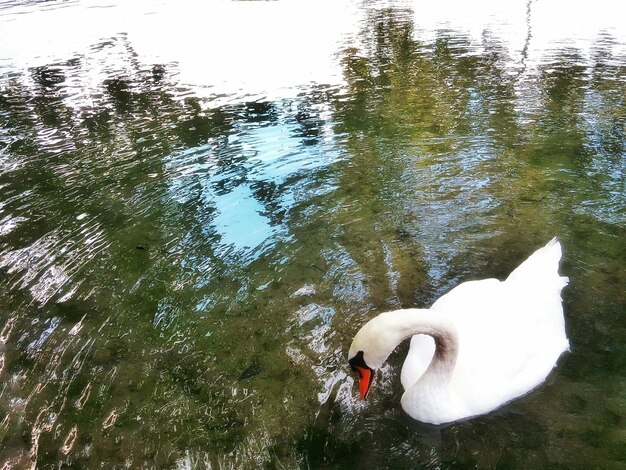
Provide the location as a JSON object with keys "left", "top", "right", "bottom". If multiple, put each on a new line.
{"left": 211, "top": 184, "right": 276, "bottom": 258}
{"left": 164, "top": 107, "right": 342, "bottom": 265}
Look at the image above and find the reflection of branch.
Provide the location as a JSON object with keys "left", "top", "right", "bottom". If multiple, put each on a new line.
{"left": 518, "top": 0, "right": 535, "bottom": 78}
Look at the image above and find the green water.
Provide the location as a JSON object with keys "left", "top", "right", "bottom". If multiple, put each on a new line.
{"left": 0, "top": 1, "right": 625, "bottom": 468}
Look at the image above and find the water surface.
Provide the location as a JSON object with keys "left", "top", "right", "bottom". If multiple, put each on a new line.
{"left": 0, "top": 1, "right": 625, "bottom": 468}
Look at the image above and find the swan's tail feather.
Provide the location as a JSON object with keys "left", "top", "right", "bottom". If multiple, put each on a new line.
{"left": 545, "top": 236, "right": 559, "bottom": 247}
{"left": 506, "top": 238, "right": 566, "bottom": 288}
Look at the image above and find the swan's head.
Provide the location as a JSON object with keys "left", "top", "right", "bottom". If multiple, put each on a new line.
{"left": 348, "top": 311, "right": 406, "bottom": 400}
{"left": 348, "top": 350, "right": 374, "bottom": 399}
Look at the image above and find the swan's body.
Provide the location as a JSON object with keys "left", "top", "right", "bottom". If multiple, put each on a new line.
{"left": 348, "top": 239, "right": 569, "bottom": 424}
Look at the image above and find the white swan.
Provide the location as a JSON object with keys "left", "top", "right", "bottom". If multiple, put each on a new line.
{"left": 348, "top": 238, "right": 569, "bottom": 425}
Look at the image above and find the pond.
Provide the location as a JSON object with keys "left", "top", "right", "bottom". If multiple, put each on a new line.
{"left": 0, "top": 0, "right": 624, "bottom": 468}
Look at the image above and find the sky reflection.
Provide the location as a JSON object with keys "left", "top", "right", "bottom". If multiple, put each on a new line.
{"left": 2, "top": 0, "right": 625, "bottom": 101}
{"left": 162, "top": 98, "right": 342, "bottom": 264}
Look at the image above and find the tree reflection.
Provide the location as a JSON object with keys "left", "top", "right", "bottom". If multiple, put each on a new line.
{"left": 333, "top": 4, "right": 624, "bottom": 262}
{"left": 315, "top": 5, "right": 626, "bottom": 467}
{"left": 0, "top": 40, "right": 338, "bottom": 466}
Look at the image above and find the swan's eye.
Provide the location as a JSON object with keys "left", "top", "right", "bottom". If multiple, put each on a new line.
{"left": 348, "top": 350, "right": 367, "bottom": 374}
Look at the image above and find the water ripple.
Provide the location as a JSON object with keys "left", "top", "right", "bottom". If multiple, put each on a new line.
{"left": 0, "top": 220, "right": 109, "bottom": 304}
{"left": 0, "top": 0, "right": 625, "bottom": 468}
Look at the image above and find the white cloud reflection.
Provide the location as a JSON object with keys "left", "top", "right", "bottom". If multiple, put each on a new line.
{"left": 2, "top": 0, "right": 625, "bottom": 104}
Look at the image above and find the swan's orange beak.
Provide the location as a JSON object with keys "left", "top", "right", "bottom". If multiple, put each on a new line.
{"left": 356, "top": 366, "right": 373, "bottom": 400}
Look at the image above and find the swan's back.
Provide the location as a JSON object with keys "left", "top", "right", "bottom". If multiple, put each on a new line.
{"left": 401, "top": 239, "right": 569, "bottom": 416}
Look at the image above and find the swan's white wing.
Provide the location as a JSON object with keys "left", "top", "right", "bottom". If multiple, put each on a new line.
{"left": 396, "top": 239, "right": 569, "bottom": 423}
{"left": 426, "top": 244, "right": 569, "bottom": 412}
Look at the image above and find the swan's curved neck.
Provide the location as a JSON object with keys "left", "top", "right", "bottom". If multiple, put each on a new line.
{"left": 392, "top": 309, "right": 458, "bottom": 377}
{"left": 349, "top": 308, "right": 461, "bottom": 423}
{"left": 350, "top": 309, "right": 458, "bottom": 375}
